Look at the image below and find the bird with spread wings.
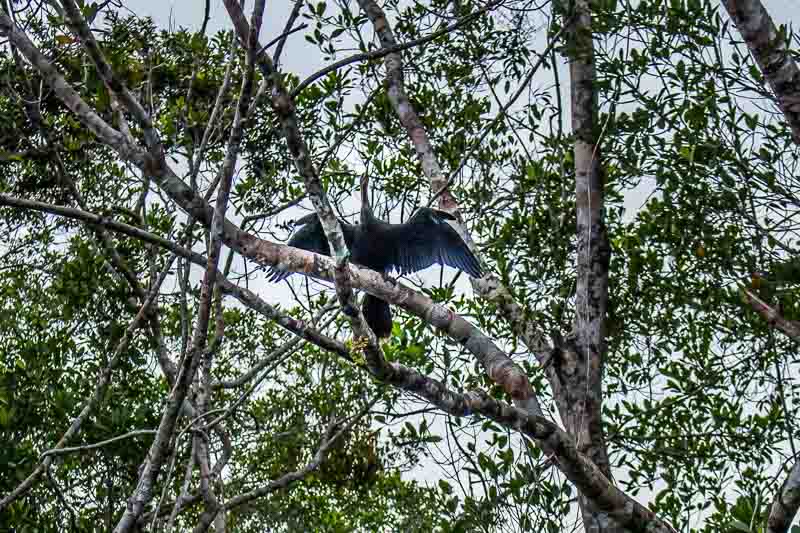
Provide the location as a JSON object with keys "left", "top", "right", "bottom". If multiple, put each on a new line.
{"left": 267, "top": 176, "right": 482, "bottom": 337}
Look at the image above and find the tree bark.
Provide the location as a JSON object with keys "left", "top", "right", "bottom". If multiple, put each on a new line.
{"left": 722, "top": 0, "right": 800, "bottom": 144}
{"left": 564, "top": 1, "right": 615, "bottom": 531}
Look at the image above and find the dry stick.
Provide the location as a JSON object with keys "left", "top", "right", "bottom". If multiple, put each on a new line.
{"left": 40, "top": 430, "right": 158, "bottom": 458}
{"left": 219, "top": 397, "right": 379, "bottom": 512}
{"left": 0, "top": 255, "right": 174, "bottom": 512}
{"left": 191, "top": 35, "right": 238, "bottom": 186}
{"left": 213, "top": 305, "right": 337, "bottom": 389}
{"left": 272, "top": 0, "right": 304, "bottom": 65}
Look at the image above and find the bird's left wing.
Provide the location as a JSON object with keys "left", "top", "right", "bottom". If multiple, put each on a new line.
{"left": 265, "top": 216, "right": 331, "bottom": 282}
{"left": 385, "top": 207, "right": 482, "bottom": 278}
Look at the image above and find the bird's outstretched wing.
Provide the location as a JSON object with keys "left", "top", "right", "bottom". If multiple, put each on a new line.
{"left": 265, "top": 216, "right": 331, "bottom": 282}
{"left": 386, "top": 207, "right": 482, "bottom": 278}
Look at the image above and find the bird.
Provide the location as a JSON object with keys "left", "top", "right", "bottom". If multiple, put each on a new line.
{"left": 266, "top": 176, "right": 482, "bottom": 338}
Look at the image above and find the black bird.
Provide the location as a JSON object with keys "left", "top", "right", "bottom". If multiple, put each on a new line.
{"left": 266, "top": 176, "right": 482, "bottom": 337}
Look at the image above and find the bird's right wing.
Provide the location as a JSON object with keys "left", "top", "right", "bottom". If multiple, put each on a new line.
{"left": 265, "top": 216, "right": 331, "bottom": 282}
{"left": 386, "top": 208, "right": 482, "bottom": 278}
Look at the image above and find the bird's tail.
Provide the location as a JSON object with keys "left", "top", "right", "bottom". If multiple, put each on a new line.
{"left": 362, "top": 294, "right": 393, "bottom": 338}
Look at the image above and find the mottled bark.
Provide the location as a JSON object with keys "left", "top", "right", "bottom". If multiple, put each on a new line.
{"left": 722, "top": 0, "right": 800, "bottom": 144}
{"left": 565, "top": 1, "right": 614, "bottom": 531}
{"left": 768, "top": 458, "right": 800, "bottom": 533}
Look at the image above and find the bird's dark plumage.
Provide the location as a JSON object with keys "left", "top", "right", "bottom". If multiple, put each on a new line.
{"left": 267, "top": 191, "right": 482, "bottom": 337}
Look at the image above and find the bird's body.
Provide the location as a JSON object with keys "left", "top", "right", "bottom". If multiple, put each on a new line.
{"left": 267, "top": 206, "right": 482, "bottom": 337}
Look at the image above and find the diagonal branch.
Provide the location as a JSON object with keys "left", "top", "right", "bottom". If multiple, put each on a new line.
{"left": 291, "top": 2, "right": 500, "bottom": 99}
{"left": 744, "top": 288, "right": 800, "bottom": 343}
{"left": 722, "top": 0, "right": 800, "bottom": 144}
{"left": 768, "top": 457, "right": 800, "bottom": 533}
{"left": 0, "top": 193, "right": 351, "bottom": 359}
{"left": 59, "top": 0, "right": 160, "bottom": 148}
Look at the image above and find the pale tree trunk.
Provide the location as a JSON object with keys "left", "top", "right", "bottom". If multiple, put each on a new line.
{"left": 721, "top": 0, "right": 800, "bottom": 144}
{"left": 563, "top": 0, "right": 615, "bottom": 530}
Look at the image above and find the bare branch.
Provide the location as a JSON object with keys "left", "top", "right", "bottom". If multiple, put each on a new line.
{"left": 0, "top": 193, "right": 351, "bottom": 358}
{"left": 272, "top": 0, "right": 303, "bottom": 66}
{"left": 744, "top": 288, "right": 800, "bottom": 342}
{"left": 40, "top": 430, "right": 157, "bottom": 458}
{"left": 291, "top": 2, "right": 500, "bottom": 99}
{"left": 59, "top": 0, "right": 160, "bottom": 148}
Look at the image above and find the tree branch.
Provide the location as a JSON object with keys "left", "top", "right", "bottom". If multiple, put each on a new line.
{"left": 744, "top": 288, "right": 800, "bottom": 343}
{"left": 722, "top": 0, "right": 800, "bottom": 144}
{"left": 768, "top": 457, "right": 800, "bottom": 533}
{"left": 291, "top": 2, "right": 500, "bottom": 98}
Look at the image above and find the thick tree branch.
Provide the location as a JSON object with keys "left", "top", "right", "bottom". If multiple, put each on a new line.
{"left": 59, "top": 0, "right": 160, "bottom": 148}
{"left": 768, "top": 458, "right": 800, "bottom": 533}
{"left": 40, "top": 430, "right": 157, "bottom": 458}
{"left": 562, "top": 2, "right": 617, "bottom": 531}
{"left": 722, "top": 0, "right": 800, "bottom": 144}
{"left": 744, "top": 288, "right": 800, "bottom": 343}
